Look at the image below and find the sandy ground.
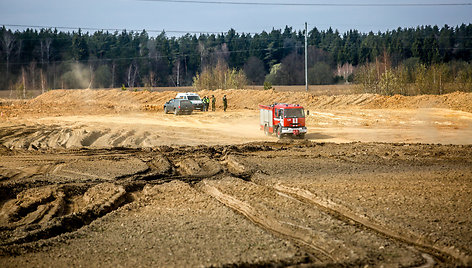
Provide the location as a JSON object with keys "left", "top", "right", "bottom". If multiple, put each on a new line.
{"left": 1, "top": 107, "right": 471, "bottom": 149}
{"left": 1, "top": 89, "right": 472, "bottom": 267}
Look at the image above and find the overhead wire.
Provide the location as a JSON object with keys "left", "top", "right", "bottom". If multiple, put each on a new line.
{"left": 3, "top": 41, "right": 472, "bottom": 67}
{"left": 0, "top": 44, "right": 307, "bottom": 66}
{"left": 139, "top": 0, "right": 472, "bottom": 7}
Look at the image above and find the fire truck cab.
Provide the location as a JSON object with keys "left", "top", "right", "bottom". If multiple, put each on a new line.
{"left": 259, "top": 103, "right": 307, "bottom": 139}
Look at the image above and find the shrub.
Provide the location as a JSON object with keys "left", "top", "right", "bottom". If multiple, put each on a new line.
{"left": 263, "top": 81, "right": 272, "bottom": 90}
{"left": 193, "top": 61, "right": 247, "bottom": 90}
{"left": 308, "top": 62, "right": 334, "bottom": 85}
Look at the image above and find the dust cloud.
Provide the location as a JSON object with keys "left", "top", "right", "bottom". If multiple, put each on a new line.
{"left": 61, "top": 63, "right": 93, "bottom": 89}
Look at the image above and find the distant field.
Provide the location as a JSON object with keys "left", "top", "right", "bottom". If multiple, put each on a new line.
{"left": 253, "top": 84, "right": 357, "bottom": 95}
{"left": 0, "top": 84, "right": 356, "bottom": 99}
{"left": 0, "top": 89, "right": 44, "bottom": 99}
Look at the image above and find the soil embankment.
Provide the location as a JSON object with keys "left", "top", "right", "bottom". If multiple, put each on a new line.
{"left": 2, "top": 89, "right": 471, "bottom": 117}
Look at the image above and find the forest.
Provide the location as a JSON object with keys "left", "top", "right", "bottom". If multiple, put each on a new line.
{"left": 1, "top": 24, "right": 472, "bottom": 95}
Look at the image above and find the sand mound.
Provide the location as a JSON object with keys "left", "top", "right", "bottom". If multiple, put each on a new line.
{"left": 5, "top": 89, "right": 470, "bottom": 116}
{"left": 26, "top": 89, "right": 176, "bottom": 114}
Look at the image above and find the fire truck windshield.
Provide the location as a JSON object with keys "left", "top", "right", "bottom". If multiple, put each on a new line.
{"left": 284, "top": 108, "right": 304, "bottom": 118}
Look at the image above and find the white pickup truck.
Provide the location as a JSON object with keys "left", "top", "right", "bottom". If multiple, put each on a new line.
{"left": 176, "top": 92, "right": 204, "bottom": 111}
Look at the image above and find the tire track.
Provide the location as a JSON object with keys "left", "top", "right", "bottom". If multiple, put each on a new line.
{"left": 199, "top": 180, "right": 337, "bottom": 264}
{"left": 273, "top": 183, "right": 472, "bottom": 266}
{"left": 0, "top": 183, "right": 129, "bottom": 248}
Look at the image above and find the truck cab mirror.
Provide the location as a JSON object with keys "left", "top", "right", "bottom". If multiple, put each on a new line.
{"left": 306, "top": 110, "right": 309, "bottom": 115}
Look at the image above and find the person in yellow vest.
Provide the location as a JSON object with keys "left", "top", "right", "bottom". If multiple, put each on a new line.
{"left": 202, "top": 96, "right": 208, "bottom": 111}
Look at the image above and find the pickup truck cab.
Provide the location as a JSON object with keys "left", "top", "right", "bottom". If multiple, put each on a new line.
{"left": 176, "top": 92, "right": 204, "bottom": 111}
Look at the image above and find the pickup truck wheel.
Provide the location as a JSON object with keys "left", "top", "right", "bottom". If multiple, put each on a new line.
{"left": 264, "top": 125, "right": 270, "bottom": 136}
{"left": 174, "top": 108, "right": 178, "bottom": 115}
{"left": 276, "top": 126, "right": 283, "bottom": 139}
{"left": 164, "top": 107, "right": 168, "bottom": 114}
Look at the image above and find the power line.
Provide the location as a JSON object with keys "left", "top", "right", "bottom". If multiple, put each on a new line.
{"left": 3, "top": 42, "right": 472, "bottom": 67}
{"left": 0, "top": 44, "right": 307, "bottom": 66}
{"left": 140, "top": 0, "right": 472, "bottom": 7}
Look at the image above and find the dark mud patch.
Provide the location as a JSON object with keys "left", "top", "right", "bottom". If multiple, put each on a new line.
{"left": 174, "top": 157, "right": 222, "bottom": 178}
{"left": 224, "top": 154, "right": 256, "bottom": 179}
{"left": 0, "top": 183, "right": 127, "bottom": 249}
{"left": 52, "top": 158, "right": 149, "bottom": 181}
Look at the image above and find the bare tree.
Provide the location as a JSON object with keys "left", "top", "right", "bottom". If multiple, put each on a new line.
{"left": 2, "top": 30, "right": 16, "bottom": 95}
{"left": 40, "top": 39, "right": 50, "bottom": 66}
{"left": 243, "top": 56, "right": 266, "bottom": 84}
{"left": 218, "top": 43, "right": 230, "bottom": 65}
{"left": 40, "top": 70, "right": 46, "bottom": 93}
{"left": 53, "top": 61, "right": 56, "bottom": 89}
{"left": 172, "top": 58, "right": 182, "bottom": 87}
{"left": 28, "top": 60, "right": 37, "bottom": 90}
{"left": 126, "top": 61, "right": 139, "bottom": 88}
{"left": 111, "top": 61, "right": 116, "bottom": 88}
{"left": 132, "top": 63, "right": 139, "bottom": 87}
{"left": 22, "top": 67, "right": 26, "bottom": 99}
{"left": 147, "top": 39, "right": 158, "bottom": 87}
{"left": 198, "top": 41, "right": 206, "bottom": 70}
{"left": 127, "top": 64, "right": 133, "bottom": 87}
{"left": 40, "top": 38, "right": 52, "bottom": 92}
{"left": 88, "top": 64, "right": 95, "bottom": 89}
{"left": 149, "top": 71, "right": 156, "bottom": 87}
{"left": 1, "top": 30, "right": 15, "bottom": 76}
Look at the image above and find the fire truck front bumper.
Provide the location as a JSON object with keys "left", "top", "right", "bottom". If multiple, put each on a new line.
{"left": 281, "top": 127, "right": 307, "bottom": 135}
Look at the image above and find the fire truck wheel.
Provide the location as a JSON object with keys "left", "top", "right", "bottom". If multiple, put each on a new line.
{"left": 276, "top": 126, "right": 283, "bottom": 139}
{"left": 264, "top": 125, "right": 270, "bottom": 136}
{"left": 298, "top": 133, "right": 305, "bottom": 139}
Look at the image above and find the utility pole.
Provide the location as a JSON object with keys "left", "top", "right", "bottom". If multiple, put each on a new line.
{"left": 177, "top": 60, "right": 180, "bottom": 87}
{"left": 305, "top": 22, "right": 308, "bottom": 92}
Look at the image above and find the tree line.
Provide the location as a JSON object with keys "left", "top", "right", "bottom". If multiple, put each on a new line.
{"left": 1, "top": 24, "right": 472, "bottom": 96}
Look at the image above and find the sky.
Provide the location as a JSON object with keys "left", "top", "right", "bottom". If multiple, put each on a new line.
{"left": 1, "top": 0, "right": 472, "bottom": 36}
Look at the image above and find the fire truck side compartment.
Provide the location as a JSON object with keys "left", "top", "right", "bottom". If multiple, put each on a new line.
{"left": 260, "top": 107, "right": 273, "bottom": 129}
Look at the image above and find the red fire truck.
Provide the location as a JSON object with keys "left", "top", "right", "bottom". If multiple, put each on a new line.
{"left": 259, "top": 103, "right": 307, "bottom": 138}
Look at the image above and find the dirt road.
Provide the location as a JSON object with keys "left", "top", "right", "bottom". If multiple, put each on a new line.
{"left": 1, "top": 89, "right": 472, "bottom": 266}
{"left": 1, "top": 107, "right": 471, "bottom": 149}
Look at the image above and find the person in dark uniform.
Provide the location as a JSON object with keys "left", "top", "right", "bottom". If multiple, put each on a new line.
{"left": 223, "top": 95, "right": 227, "bottom": 112}
{"left": 211, "top": 95, "right": 216, "bottom": 111}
